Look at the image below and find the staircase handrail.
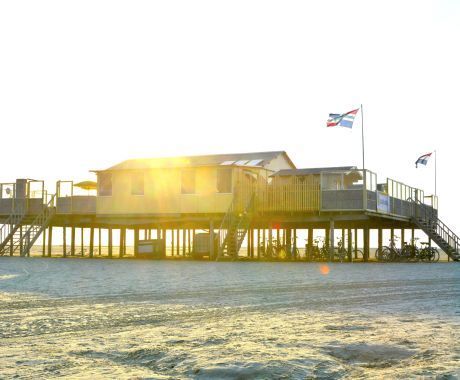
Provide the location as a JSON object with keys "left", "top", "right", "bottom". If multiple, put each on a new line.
{"left": 408, "top": 197, "right": 460, "bottom": 254}
{"left": 20, "top": 194, "right": 56, "bottom": 255}
{"left": 217, "top": 190, "right": 237, "bottom": 256}
{"left": 0, "top": 203, "right": 27, "bottom": 249}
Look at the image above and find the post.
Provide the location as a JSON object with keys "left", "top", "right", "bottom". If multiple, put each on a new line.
{"left": 401, "top": 229, "right": 405, "bottom": 249}
{"left": 292, "top": 229, "right": 297, "bottom": 259}
{"left": 257, "top": 229, "right": 260, "bottom": 258}
{"left": 378, "top": 228, "right": 383, "bottom": 260}
{"left": 63, "top": 227, "right": 67, "bottom": 257}
{"left": 19, "top": 225, "right": 23, "bottom": 256}
{"left": 434, "top": 149, "right": 437, "bottom": 196}
{"left": 134, "top": 228, "right": 139, "bottom": 257}
{"left": 42, "top": 227, "right": 46, "bottom": 257}
{"left": 98, "top": 228, "right": 102, "bottom": 255}
{"left": 47, "top": 226, "right": 53, "bottom": 257}
{"left": 108, "top": 228, "right": 113, "bottom": 257}
{"left": 363, "top": 227, "right": 369, "bottom": 262}
{"left": 361, "top": 104, "right": 365, "bottom": 171}
{"left": 268, "top": 228, "right": 273, "bottom": 254}
{"left": 329, "top": 220, "right": 335, "bottom": 261}
{"left": 182, "top": 228, "right": 186, "bottom": 256}
{"left": 71, "top": 227, "right": 75, "bottom": 256}
{"left": 286, "top": 228, "right": 292, "bottom": 259}
{"left": 209, "top": 220, "right": 215, "bottom": 260}
{"left": 176, "top": 229, "right": 180, "bottom": 256}
{"left": 89, "top": 227, "right": 94, "bottom": 258}
{"left": 325, "top": 228, "right": 330, "bottom": 257}
{"left": 308, "top": 228, "right": 313, "bottom": 260}
{"left": 354, "top": 228, "right": 358, "bottom": 259}
{"left": 119, "top": 228, "right": 125, "bottom": 258}
{"left": 81, "top": 228, "right": 84, "bottom": 256}
{"left": 171, "top": 229, "right": 174, "bottom": 256}
{"left": 347, "top": 229, "right": 352, "bottom": 262}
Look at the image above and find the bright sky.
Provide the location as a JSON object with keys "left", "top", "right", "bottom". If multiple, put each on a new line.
{"left": 1, "top": 0, "right": 459, "bottom": 226}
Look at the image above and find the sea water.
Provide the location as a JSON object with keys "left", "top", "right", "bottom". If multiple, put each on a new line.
{"left": 0, "top": 258, "right": 459, "bottom": 379}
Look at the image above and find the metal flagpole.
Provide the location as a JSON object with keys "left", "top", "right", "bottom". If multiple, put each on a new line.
{"left": 434, "top": 149, "right": 437, "bottom": 196}
{"left": 361, "top": 104, "right": 365, "bottom": 170}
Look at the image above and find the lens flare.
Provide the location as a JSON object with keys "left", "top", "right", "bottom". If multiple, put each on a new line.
{"left": 319, "top": 264, "right": 330, "bottom": 275}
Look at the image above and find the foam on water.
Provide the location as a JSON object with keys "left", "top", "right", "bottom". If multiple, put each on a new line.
{"left": 0, "top": 257, "right": 459, "bottom": 378}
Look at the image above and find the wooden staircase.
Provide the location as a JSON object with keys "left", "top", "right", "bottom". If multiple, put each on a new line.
{"left": 410, "top": 198, "right": 459, "bottom": 261}
{"left": 217, "top": 193, "right": 254, "bottom": 260}
{"left": 0, "top": 205, "right": 27, "bottom": 256}
{"left": 0, "top": 195, "right": 55, "bottom": 257}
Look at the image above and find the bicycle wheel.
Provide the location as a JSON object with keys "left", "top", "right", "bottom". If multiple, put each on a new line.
{"left": 431, "top": 247, "right": 440, "bottom": 262}
{"left": 277, "top": 247, "right": 287, "bottom": 260}
{"left": 375, "top": 247, "right": 386, "bottom": 261}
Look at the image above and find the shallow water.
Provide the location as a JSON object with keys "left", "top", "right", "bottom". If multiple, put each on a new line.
{"left": 0, "top": 258, "right": 459, "bottom": 379}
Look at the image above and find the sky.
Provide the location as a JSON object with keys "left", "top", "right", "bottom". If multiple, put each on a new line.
{"left": 1, "top": 0, "right": 459, "bottom": 227}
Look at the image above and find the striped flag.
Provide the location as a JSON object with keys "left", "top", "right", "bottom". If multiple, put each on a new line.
{"left": 327, "top": 109, "right": 359, "bottom": 128}
{"left": 415, "top": 152, "right": 432, "bottom": 168}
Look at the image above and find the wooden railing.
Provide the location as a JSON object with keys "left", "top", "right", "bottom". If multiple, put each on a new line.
{"left": 255, "top": 176, "right": 320, "bottom": 214}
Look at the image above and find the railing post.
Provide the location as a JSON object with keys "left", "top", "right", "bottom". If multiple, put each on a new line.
{"left": 363, "top": 170, "right": 367, "bottom": 211}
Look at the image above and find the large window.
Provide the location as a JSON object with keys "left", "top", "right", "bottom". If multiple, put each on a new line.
{"left": 98, "top": 173, "right": 112, "bottom": 196}
{"left": 131, "top": 172, "right": 144, "bottom": 195}
{"left": 217, "top": 167, "right": 232, "bottom": 193}
{"left": 181, "top": 168, "right": 195, "bottom": 194}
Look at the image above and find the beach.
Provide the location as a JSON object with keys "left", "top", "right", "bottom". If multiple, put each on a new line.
{"left": 0, "top": 258, "right": 459, "bottom": 379}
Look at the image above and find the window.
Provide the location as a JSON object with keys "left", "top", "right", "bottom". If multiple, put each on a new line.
{"left": 98, "top": 173, "right": 112, "bottom": 196}
{"left": 217, "top": 167, "right": 232, "bottom": 193}
{"left": 131, "top": 172, "right": 144, "bottom": 195}
{"left": 181, "top": 168, "right": 195, "bottom": 194}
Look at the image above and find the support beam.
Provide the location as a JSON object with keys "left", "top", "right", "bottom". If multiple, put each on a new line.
{"left": 89, "top": 227, "right": 94, "bottom": 258}
{"left": 329, "top": 220, "right": 335, "bottom": 261}
{"left": 63, "top": 227, "right": 67, "bottom": 257}
{"left": 363, "top": 228, "right": 369, "bottom": 262}
{"left": 98, "top": 228, "right": 102, "bottom": 255}
{"left": 347, "top": 229, "right": 352, "bottom": 262}
{"left": 308, "top": 228, "right": 313, "bottom": 260}
{"left": 70, "top": 227, "right": 75, "bottom": 256}
{"left": 134, "top": 228, "right": 139, "bottom": 257}
{"left": 286, "top": 228, "right": 292, "bottom": 259}
{"left": 209, "top": 220, "right": 214, "bottom": 260}
{"left": 182, "top": 228, "right": 186, "bottom": 256}
{"left": 354, "top": 228, "right": 358, "bottom": 259}
{"left": 42, "top": 227, "right": 46, "bottom": 257}
{"left": 119, "top": 228, "right": 125, "bottom": 258}
{"left": 108, "top": 228, "right": 113, "bottom": 258}
{"left": 47, "top": 226, "right": 53, "bottom": 257}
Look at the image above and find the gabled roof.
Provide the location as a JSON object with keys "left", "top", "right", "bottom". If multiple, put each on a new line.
{"left": 271, "top": 166, "right": 357, "bottom": 177}
{"left": 97, "top": 151, "right": 295, "bottom": 172}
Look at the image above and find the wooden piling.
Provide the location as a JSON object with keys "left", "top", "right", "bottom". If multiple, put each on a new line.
{"left": 134, "top": 228, "right": 139, "bottom": 257}
{"left": 71, "top": 227, "right": 75, "bottom": 256}
{"left": 347, "top": 229, "right": 352, "bottom": 262}
{"left": 98, "top": 228, "right": 102, "bottom": 255}
{"left": 209, "top": 220, "right": 214, "bottom": 260}
{"left": 89, "top": 227, "right": 94, "bottom": 258}
{"left": 63, "top": 227, "right": 67, "bottom": 257}
{"left": 42, "top": 227, "right": 46, "bottom": 257}
{"left": 47, "top": 226, "right": 52, "bottom": 257}
{"left": 363, "top": 228, "right": 369, "bottom": 262}
{"left": 108, "top": 228, "right": 113, "bottom": 257}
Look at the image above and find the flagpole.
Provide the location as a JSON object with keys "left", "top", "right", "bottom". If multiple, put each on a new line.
{"left": 361, "top": 104, "right": 365, "bottom": 171}
{"left": 434, "top": 149, "right": 437, "bottom": 196}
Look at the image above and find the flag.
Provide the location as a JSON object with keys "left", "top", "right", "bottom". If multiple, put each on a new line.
{"left": 415, "top": 152, "right": 432, "bottom": 168}
{"left": 327, "top": 109, "right": 359, "bottom": 128}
